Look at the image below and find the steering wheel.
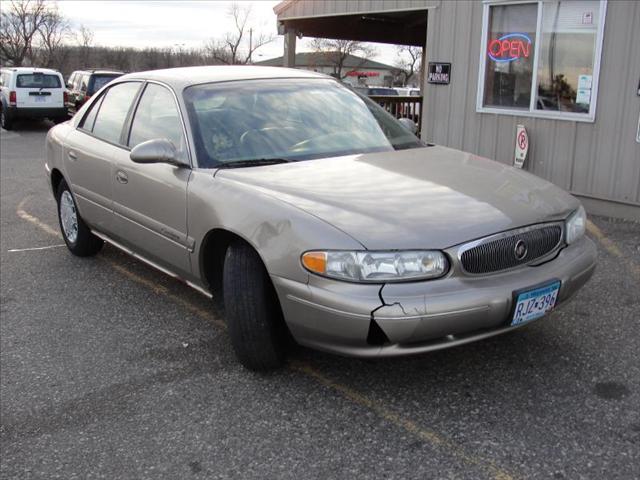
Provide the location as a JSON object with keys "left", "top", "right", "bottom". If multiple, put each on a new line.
{"left": 290, "top": 131, "right": 359, "bottom": 153}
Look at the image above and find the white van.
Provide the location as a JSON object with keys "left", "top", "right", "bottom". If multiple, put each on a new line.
{"left": 0, "top": 67, "right": 67, "bottom": 130}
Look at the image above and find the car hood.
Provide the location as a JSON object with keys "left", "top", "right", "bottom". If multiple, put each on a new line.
{"left": 216, "top": 146, "right": 579, "bottom": 249}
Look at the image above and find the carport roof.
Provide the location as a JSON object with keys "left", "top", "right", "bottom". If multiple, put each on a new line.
{"left": 273, "top": 0, "right": 432, "bottom": 47}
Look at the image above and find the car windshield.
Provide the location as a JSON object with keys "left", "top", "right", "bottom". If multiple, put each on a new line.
{"left": 16, "top": 73, "right": 61, "bottom": 88}
{"left": 183, "top": 78, "right": 423, "bottom": 168}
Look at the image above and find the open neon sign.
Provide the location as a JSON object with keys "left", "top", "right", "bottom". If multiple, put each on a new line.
{"left": 487, "top": 33, "right": 532, "bottom": 62}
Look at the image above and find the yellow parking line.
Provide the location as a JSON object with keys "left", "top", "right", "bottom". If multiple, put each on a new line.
{"left": 291, "top": 361, "right": 514, "bottom": 480}
{"left": 16, "top": 197, "right": 62, "bottom": 238}
{"left": 587, "top": 220, "right": 640, "bottom": 279}
{"left": 105, "top": 260, "right": 227, "bottom": 331}
{"left": 15, "top": 198, "right": 517, "bottom": 480}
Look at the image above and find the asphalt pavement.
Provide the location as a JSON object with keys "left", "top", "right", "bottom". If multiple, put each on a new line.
{"left": 1, "top": 121, "right": 639, "bottom": 479}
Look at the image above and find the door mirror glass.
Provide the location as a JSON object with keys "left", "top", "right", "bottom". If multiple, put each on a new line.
{"left": 130, "top": 138, "right": 188, "bottom": 167}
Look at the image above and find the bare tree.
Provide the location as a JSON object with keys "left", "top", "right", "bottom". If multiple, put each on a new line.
{"left": 0, "top": 0, "right": 49, "bottom": 66}
{"left": 75, "top": 24, "right": 94, "bottom": 66}
{"left": 37, "top": 4, "right": 70, "bottom": 68}
{"left": 309, "top": 38, "right": 377, "bottom": 79}
{"left": 394, "top": 46, "right": 422, "bottom": 86}
{"left": 204, "top": 3, "right": 274, "bottom": 65}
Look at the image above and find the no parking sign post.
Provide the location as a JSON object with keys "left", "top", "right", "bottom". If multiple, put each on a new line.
{"left": 514, "top": 125, "right": 528, "bottom": 169}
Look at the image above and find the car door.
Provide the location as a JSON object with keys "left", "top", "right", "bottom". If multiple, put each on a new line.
{"left": 112, "top": 81, "right": 192, "bottom": 278}
{"left": 63, "top": 81, "right": 142, "bottom": 235}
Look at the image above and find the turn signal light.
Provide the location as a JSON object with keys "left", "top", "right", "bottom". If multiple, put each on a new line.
{"left": 301, "top": 251, "right": 327, "bottom": 274}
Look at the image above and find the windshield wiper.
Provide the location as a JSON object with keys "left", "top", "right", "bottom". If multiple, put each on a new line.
{"left": 215, "top": 158, "right": 292, "bottom": 169}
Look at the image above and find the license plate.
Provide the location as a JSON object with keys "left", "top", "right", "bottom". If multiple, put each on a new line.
{"left": 511, "top": 280, "right": 561, "bottom": 326}
{"left": 34, "top": 96, "right": 46, "bottom": 103}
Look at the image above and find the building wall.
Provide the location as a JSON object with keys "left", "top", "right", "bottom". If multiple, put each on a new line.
{"left": 422, "top": 0, "right": 640, "bottom": 215}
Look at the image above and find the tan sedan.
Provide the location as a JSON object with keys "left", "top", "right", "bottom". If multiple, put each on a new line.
{"left": 45, "top": 66, "right": 597, "bottom": 370}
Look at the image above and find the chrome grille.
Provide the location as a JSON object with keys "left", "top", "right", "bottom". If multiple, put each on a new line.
{"left": 459, "top": 224, "right": 563, "bottom": 274}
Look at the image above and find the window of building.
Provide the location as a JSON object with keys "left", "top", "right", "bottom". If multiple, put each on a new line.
{"left": 477, "top": 0, "right": 606, "bottom": 122}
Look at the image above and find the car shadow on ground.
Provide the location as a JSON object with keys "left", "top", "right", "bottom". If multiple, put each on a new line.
{"left": 1, "top": 119, "right": 56, "bottom": 132}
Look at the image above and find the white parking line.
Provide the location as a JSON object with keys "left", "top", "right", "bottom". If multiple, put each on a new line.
{"left": 15, "top": 198, "right": 518, "bottom": 480}
{"left": 7, "top": 244, "right": 66, "bottom": 252}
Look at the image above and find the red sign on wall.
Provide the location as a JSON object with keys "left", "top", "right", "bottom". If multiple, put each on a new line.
{"left": 487, "top": 33, "right": 532, "bottom": 63}
{"left": 346, "top": 71, "right": 380, "bottom": 77}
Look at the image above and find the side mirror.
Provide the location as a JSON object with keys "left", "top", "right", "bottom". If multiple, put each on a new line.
{"left": 66, "top": 83, "right": 72, "bottom": 89}
{"left": 398, "top": 117, "right": 418, "bottom": 135}
{"left": 130, "top": 138, "right": 189, "bottom": 167}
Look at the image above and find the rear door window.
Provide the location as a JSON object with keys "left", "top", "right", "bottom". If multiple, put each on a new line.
{"left": 16, "top": 73, "right": 61, "bottom": 88}
{"left": 80, "top": 75, "right": 89, "bottom": 92}
{"left": 91, "top": 82, "right": 141, "bottom": 145}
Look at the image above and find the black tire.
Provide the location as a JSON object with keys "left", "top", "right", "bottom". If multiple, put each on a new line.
{"left": 56, "top": 179, "right": 103, "bottom": 256}
{"left": 1, "top": 108, "right": 13, "bottom": 130}
{"left": 223, "top": 242, "right": 288, "bottom": 370}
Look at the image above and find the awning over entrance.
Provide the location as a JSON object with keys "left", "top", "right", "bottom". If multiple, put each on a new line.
{"left": 277, "top": 10, "right": 428, "bottom": 47}
{"left": 273, "top": 0, "right": 433, "bottom": 67}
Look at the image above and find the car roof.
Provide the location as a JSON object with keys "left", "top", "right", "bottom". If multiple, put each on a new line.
{"left": 73, "top": 69, "right": 124, "bottom": 75}
{"left": 120, "top": 65, "right": 329, "bottom": 89}
{"left": 1, "top": 67, "right": 61, "bottom": 75}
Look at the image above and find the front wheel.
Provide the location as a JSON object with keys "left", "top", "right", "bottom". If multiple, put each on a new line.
{"left": 56, "top": 179, "right": 103, "bottom": 256}
{"left": 223, "top": 242, "right": 288, "bottom": 370}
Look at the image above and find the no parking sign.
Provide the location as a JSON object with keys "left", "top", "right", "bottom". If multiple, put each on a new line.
{"left": 514, "top": 125, "right": 528, "bottom": 168}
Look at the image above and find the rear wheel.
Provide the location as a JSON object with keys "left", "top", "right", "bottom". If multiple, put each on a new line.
{"left": 223, "top": 242, "right": 288, "bottom": 370}
{"left": 56, "top": 179, "right": 103, "bottom": 256}
{"left": 1, "top": 108, "right": 13, "bottom": 130}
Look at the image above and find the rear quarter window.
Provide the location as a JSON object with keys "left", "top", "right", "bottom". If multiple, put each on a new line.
{"left": 16, "top": 74, "right": 61, "bottom": 88}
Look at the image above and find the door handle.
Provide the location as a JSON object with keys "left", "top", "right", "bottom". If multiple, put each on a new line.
{"left": 67, "top": 151, "right": 77, "bottom": 161}
{"left": 115, "top": 170, "right": 128, "bottom": 184}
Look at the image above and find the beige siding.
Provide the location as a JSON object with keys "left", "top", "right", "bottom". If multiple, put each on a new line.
{"left": 422, "top": 0, "right": 640, "bottom": 207}
{"left": 277, "top": 0, "right": 438, "bottom": 19}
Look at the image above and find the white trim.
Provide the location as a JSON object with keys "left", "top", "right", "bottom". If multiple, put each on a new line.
{"left": 474, "top": 106, "right": 599, "bottom": 123}
{"left": 475, "top": 3, "right": 491, "bottom": 111}
{"left": 529, "top": 2, "right": 544, "bottom": 112}
{"left": 588, "top": 0, "right": 607, "bottom": 124}
{"left": 476, "top": 0, "right": 608, "bottom": 123}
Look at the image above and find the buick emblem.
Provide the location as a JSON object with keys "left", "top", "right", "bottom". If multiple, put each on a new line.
{"left": 514, "top": 239, "right": 527, "bottom": 260}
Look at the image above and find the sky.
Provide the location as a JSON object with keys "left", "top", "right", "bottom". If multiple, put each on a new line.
{"left": 5, "top": 0, "right": 399, "bottom": 65}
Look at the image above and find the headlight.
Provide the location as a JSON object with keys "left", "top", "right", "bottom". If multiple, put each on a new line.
{"left": 301, "top": 250, "right": 448, "bottom": 282}
{"left": 565, "top": 205, "right": 586, "bottom": 244}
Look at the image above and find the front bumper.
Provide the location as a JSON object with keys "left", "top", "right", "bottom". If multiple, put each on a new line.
{"left": 272, "top": 236, "right": 597, "bottom": 358}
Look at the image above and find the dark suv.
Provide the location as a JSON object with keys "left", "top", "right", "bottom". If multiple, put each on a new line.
{"left": 65, "top": 69, "right": 123, "bottom": 116}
